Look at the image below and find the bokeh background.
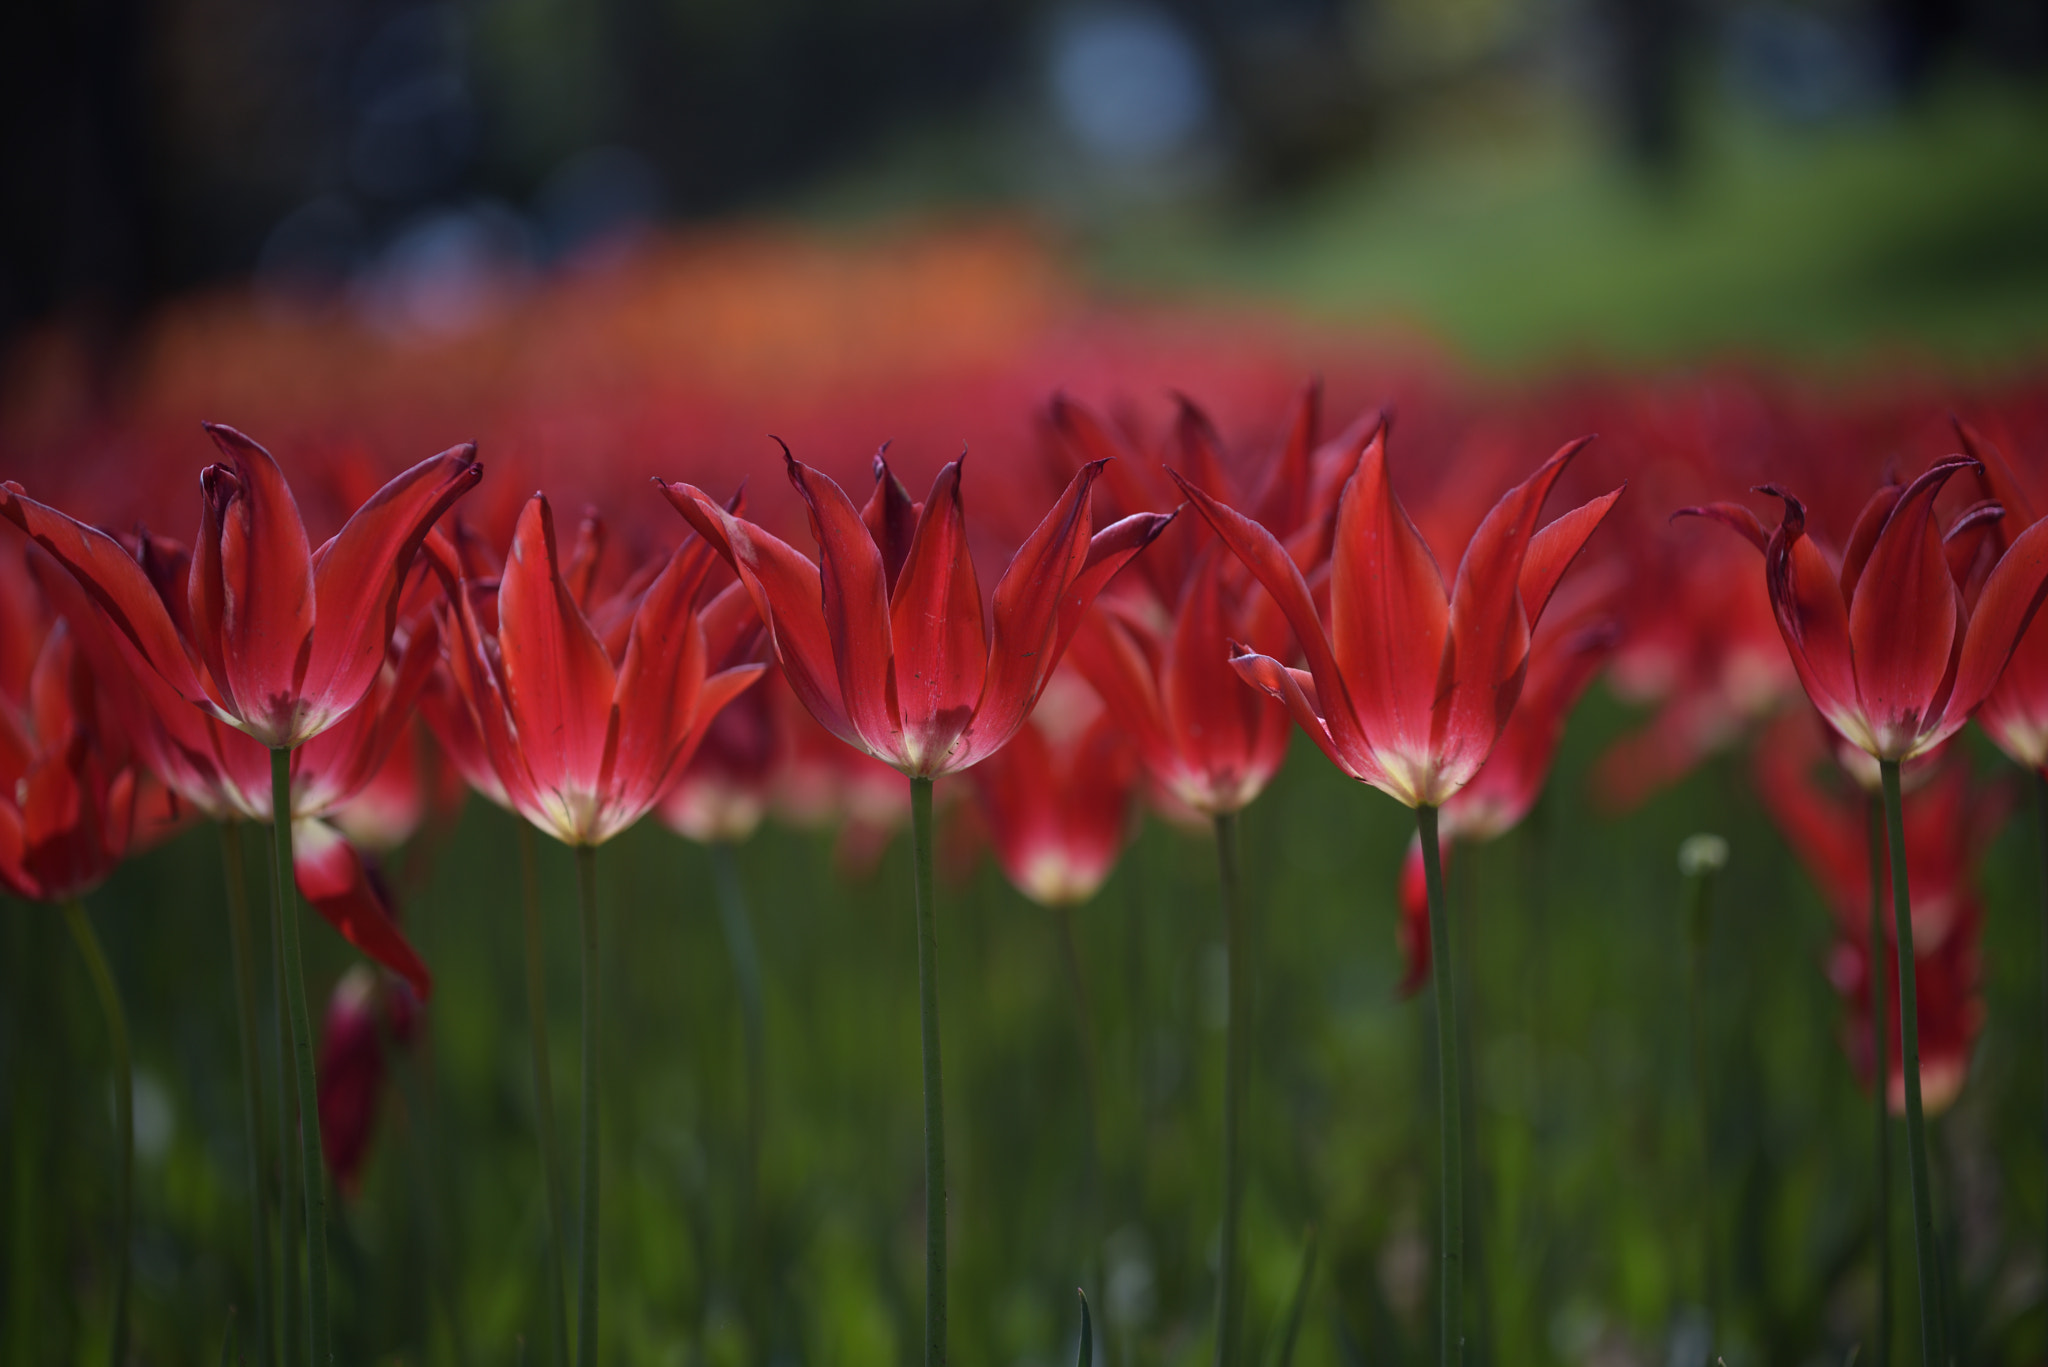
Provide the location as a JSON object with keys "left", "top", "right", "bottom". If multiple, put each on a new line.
{"left": 5, "top": 2, "right": 2048, "bottom": 1366}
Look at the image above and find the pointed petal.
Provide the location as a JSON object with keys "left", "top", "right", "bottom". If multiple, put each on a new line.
{"left": 196, "top": 424, "right": 316, "bottom": 743}
{"left": 656, "top": 478, "right": 859, "bottom": 750}
{"left": 1945, "top": 514, "right": 2048, "bottom": 733}
{"left": 785, "top": 453, "right": 899, "bottom": 761}
{"left": 1839, "top": 481, "right": 1905, "bottom": 605}
{"left": 860, "top": 448, "right": 919, "bottom": 594}
{"left": 1520, "top": 485, "right": 1625, "bottom": 626}
{"left": 1761, "top": 487, "right": 1869, "bottom": 752}
{"left": 1848, "top": 459, "right": 1973, "bottom": 755}
{"left": 890, "top": 457, "right": 987, "bottom": 772}
{"left": 1672, "top": 501, "right": 1768, "bottom": 553}
{"left": 1329, "top": 428, "right": 1449, "bottom": 764}
{"left": 1050, "top": 510, "right": 1176, "bottom": 676}
{"left": 496, "top": 495, "right": 618, "bottom": 815}
{"left": 1252, "top": 379, "right": 1320, "bottom": 534}
{"left": 608, "top": 551, "right": 713, "bottom": 827}
{"left": 0, "top": 484, "right": 215, "bottom": 710}
{"left": 1167, "top": 467, "right": 1367, "bottom": 763}
{"left": 302, "top": 444, "right": 483, "bottom": 743}
{"left": 1163, "top": 551, "right": 1255, "bottom": 790}
{"left": 1953, "top": 417, "right": 2037, "bottom": 529}
{"left": 293, "top": 820, "right": 432, "bottom": 998}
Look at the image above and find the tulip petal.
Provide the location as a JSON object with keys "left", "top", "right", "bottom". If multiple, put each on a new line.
{"left": 1839, "top": 481, "right": 1905, "bottom": 606}
{"left": 1067, "top": 609, "right": 1175, "bottom": 783}
{"left": 496, "top": 495, "right": 619, "bottom": 824}
{"left": 0, "top": 484, "right": 217, "bottom": 713}
{"left": 861, "top": 450, "right": 919, "bottom": 594}
{"left": 610, "top": 548, "right": 713, "bottom": 818}
{"left": 301, "top": 444, "right": 483, "bottom": 743}
{"left": 1944, "top": 514, "right": 2048, "bottom": 736}
{"left": 293, "top": 819, "right": 432, "bottom": 998}
{"left": 1164, "top": 551, "right": 1255, "bottom": 790}
{"left": 656, "top": 479, "right": 860, "bottom": 751}
{"left": 786, "top": 453, "right": 899, "bottom": 761}
{"left": 1848, "top": 459, "right": 1973, "bottom": 755}
{"left": 1227, "top": 648, "right": 1387, "bottom": 790}
{"left": 1050, "top": 510, "right": 1177, "bottom": 671}
{"left": 885, "top": 458, "right": 988, "bottom": 773}
{"left": 1329, "top": 429, "right": 1448, "bottom": 766}
{"left": 1761, "top": 487, "right": 1869, "bottom": 752}
{"left": 1522, "top": 485, "right": 1625, "bottom": 625}
{"left": 195, "top": 425, "right": 317, "bottom": 742}
{"left": 1672, "top": 501, "right": 1768, "bottom": 553}
{"left": 1252, "top": 379, "right": 1320, "bottom": 534}
{"left": 1168, "top": 467, "right": 1368, "bottom": 763}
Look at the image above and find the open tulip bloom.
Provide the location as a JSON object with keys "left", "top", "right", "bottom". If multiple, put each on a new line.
{"left": 2, "top": 422, "right": 481, "bottom": 1367}
{"left": 1175, "top": 426, "right": 1623, "bottom": 1367}
{"left": 1685, "top": 454, "right": 2048, "bottom": 1367}
{"left": 660, "top": 444, "right": 1171, "bottom": 1366}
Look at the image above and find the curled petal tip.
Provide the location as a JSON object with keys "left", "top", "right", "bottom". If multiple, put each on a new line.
{"left": 769, "top": 435, "right": 795, "bottom": 464}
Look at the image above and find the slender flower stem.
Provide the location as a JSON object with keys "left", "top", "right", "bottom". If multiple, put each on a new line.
{"left": 909, "top": 775, "right": 948, "bottom": 1367}
{"left": 574, "top": 843, "right": 602, "bottom": 1367}
{"left": 270, "top": 856, "right": 302, "bottom": 1367}
{"left": 270, "top": 745, "right": 331, "bottom": 1366}
{"left": 220, "top": 821, "right": 276, "bottom": 1367}
{"left": 63, "top": 899, "right": 131, "bottom": 1367}
{"left": 1418, "top": 803, "right": 1463, "bottom": 1367}
{"left": 1866, "top": 798, "right": 1892, "bottom": 1367}
{"left": 1212, "top": 809, "right": 1249, "bottom": 1367}
{"left": 2034, "top": 770, "right": 2048, "bottom": 1302}
{"left": 519, "top": 825, "right": 571, "bottom": 1367}
{"left": 709, "top": 839, "right": 770, "bottom": 1355}
{"left": 1878, "top": 758, "right": 1944, "bottom": 1367}
{"left": 1050, "top": 901, "right": 1103, "bottom": 1207}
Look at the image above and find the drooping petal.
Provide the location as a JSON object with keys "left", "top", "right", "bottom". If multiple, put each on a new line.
{"left": 1672, "top": 501, "right": 1769, "bottom": 553}
{"left": 293, "top": 819, "right": 432, "bottom": 998}
{"left": 495, "top": 495, "right": 618, "bottom": 832}
{"left": 0, "top": 484, "right": 217, "bottom": 713}
{"left": 1227, "top": 647, "right": 1387, "bottom": 791}
{"left": 889, "top": 457, "right": 987, "bottom": 773}
{"left": 1328, "top": 430, "right": 1448, "bottom": 769}
{"left": 785, "top": 453, "right": 899, "bottom": 761}
{"left": 656, "top": 479, "right": 859, "bottom": 750}
{"left": 301, "top": 444, "right": 483, "bottom": 743}
{"left": 195, "top": 425, "right": 317, "bottom": 744}
{"left": 1847, "top": 459, "right": 1973, "bottom": 756}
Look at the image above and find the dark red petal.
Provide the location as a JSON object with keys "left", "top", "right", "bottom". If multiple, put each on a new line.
{"left": 1251, "top": 379, "right": 1321, "bottom": 534}
{"left": 1672, "top": 501, "right": 1769, "bottom": 553}
{"left": 785, "top": 453, "right": 899, "bottom": 762}
{"left": 890, "top": 458, "right": 986, "bottom": 771}
{"left": 609, "top": 548, "right": 713, "bottom": 813}
{"left": 860, "top": 449, "right": 919, "bottom": 595}
{"left": 1163, "top": 552, "right": 1254, "bottom": 786}
{"left": 496, "top": 495, "right": 618, "bottom": 807}
{"left": 199, "top": 424, "right": 317, "bottom": 741}
{"left": 1848, "top": 460, "right": 1974, "bottom": 753}
{"left": 1329, "top": 429, "right": 1448, "bottom": 763}
{"left": 656, "top": 479, "right": 859, "bottom": 751}
{"left": 1945, "top": 514, "right": 2048, "bottom": 732}
{"left": 1762, "top": 488, "right": 1866, "bottom": 750}
{"left": 293, "top": 820, "right": 432, "bottom": 998}
{"left": 1066, "top": 610, "right": 1175, "bottom": 786}
{"left": 1839, "top": 480, "right": 1906, "bottom": 605}
{"left": 0, "top": 484, "right": 216, "bottom": 712}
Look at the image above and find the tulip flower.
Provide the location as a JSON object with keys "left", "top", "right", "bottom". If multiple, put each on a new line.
{"left": 430, "top": 493, "right": 765, "bottom": 1367}
{"left": 660, "top": 444, "right": 1171, "bottom": 1367}
{"left": 1048, "top": 387, "right": 1373, "bottom": 1362}
{"left": 0, "top": 548, "right": 139, "bottom": 1367}
{"left": 1177, "top": 426, "right": 1622, "bottom": 1367}
{"left": 3, "top": 424, "right": 480, "bottom": 1366}
{"left": 317, "top": 965, "right": 421, "bottom": 1199}
{"left": 1685, "top": 455, "right": 2048, "bottom": 1367}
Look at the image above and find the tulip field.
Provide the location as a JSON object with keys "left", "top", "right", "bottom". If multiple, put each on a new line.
{"left": 4, "top": 216, "right": 2048, "bottom": 1367}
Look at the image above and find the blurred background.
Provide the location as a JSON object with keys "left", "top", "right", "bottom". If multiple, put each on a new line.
{"left": 4, "top": 0, "right": 2048, "bottom": 374}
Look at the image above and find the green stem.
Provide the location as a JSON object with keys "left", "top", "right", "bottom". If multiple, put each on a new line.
{"left": 909, "top": 776, "right": 947, "bottom": 1367}
{"left": 1419, "top": 804, "right": 1463, "bottom": 1367}
{"left": 1867, "top": 798, "right": 1892, "bottom": 1367}
{"left": 270, "top": 745, "right": 331, "bottom": 1367}
{"left": 709, "top": 839, "right": 770, "bottom": 1356}
{"left": 221, "top": 821, "right": 276, "bottom": 1367}
{"left": 63, "top": 900, "right": 131, "bottom": 1367}
{"left": 520, "top": 825, "right": 571, "bottom": 1367}
{"left": 270, "top": 849, "right": 302, "bottom": 1367}
{"left": 1213, "top": 809, "right": 1248, "bottom": 1367}
{"left": 1879, "top": 758, "right": 1944, "bottom": 1367}
{"left": 574, "top": 843, "right": 602, "bottom": 1367}
{"left": 2035, "top": 769, "right": 2048, "bottom": 1306}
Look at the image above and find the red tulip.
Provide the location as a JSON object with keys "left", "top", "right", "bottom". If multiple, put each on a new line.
{"left": 968, "top": 669, "right": 1139, "bottom": 906}
{"left": 1056, "top": 392, "right": 1373, "bottom": 817}
{"left": 1173, "top": 428, "right": 1624, "bottom": 808}
{"left": 658, "top": 447, "right": 1173, "bottom": 778}
{"left": 658, "top": 664, "right": 781, "bottom": 845}
{"left": 316, "top": 965, "right": 421, "bottom": 1199}
{"left": 2, "top": 424, "right": 481, "bottom": 751}
{"left": 1954, "top": 420, "right": 2048, "bottom": 772}
{"left": 32, "top": 536, "right": 442, "bottom": 995}
{"left": 432, "top": 494, "right": 767, "bottom": 846}
{"left": 1682, "top": 455, "right": 2048, "bottom": 761}
{"left": 1828, "top": 901, "right": 1983, "bottom": 1116}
